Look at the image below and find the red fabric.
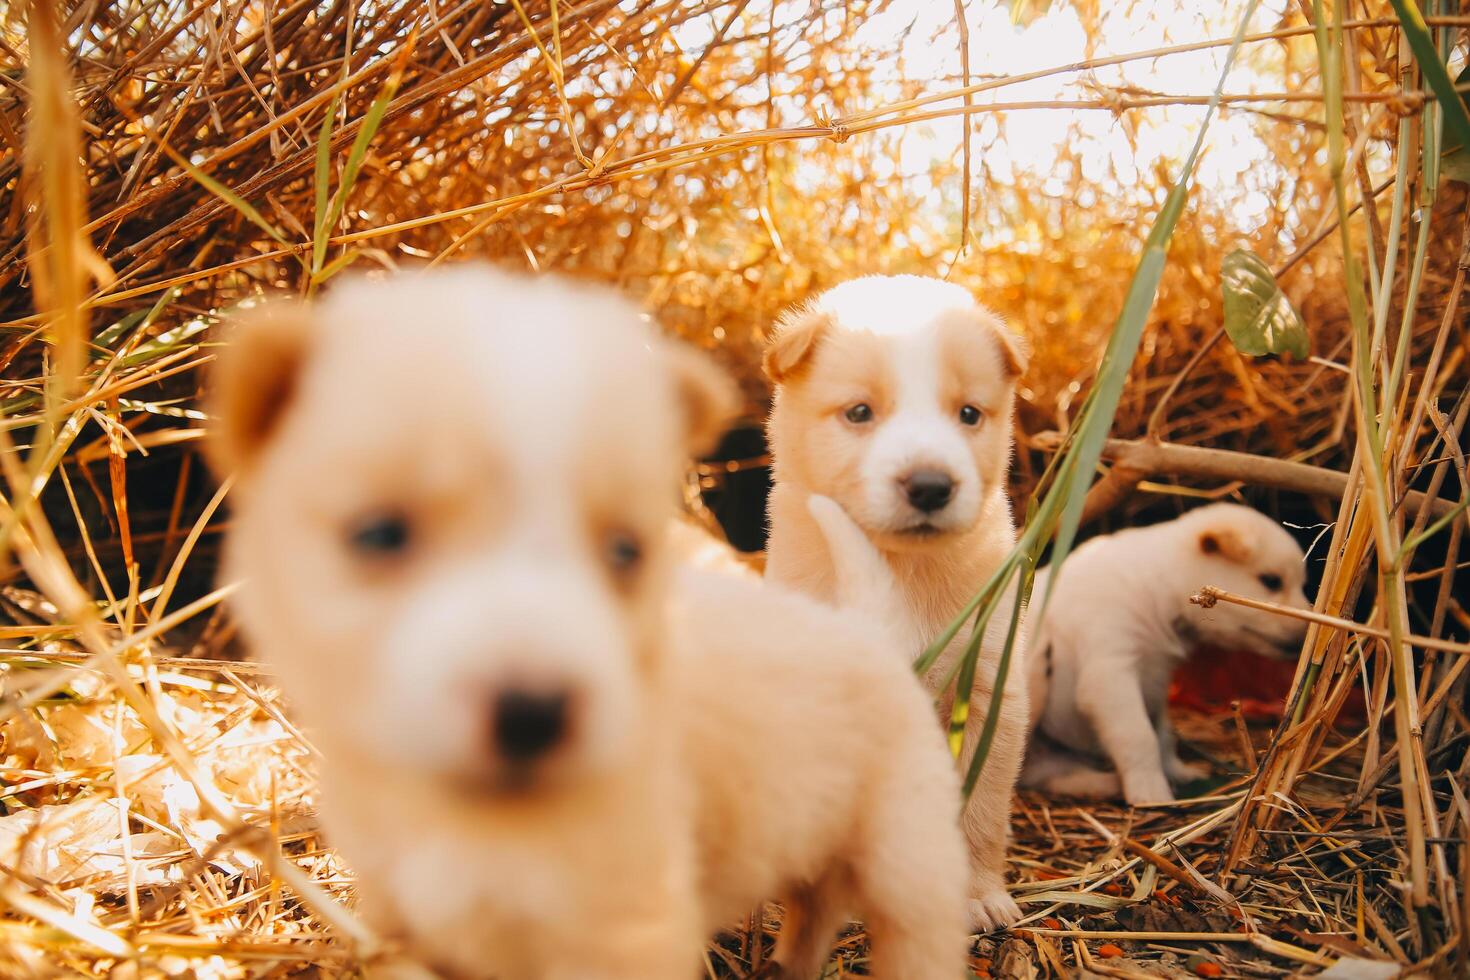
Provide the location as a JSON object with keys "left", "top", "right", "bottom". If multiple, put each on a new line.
{"left": 1170, "top": 646, "right": 1366, "bottom": 726}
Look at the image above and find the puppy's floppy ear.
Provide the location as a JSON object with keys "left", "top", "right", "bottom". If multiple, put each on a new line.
{"left": 762, "top": 307, "right": 831, "bottom": 384}
{"left": 1198, "top": 525, "right": 1253, "bottom": 563}
{"left": 990, "top": 324, "right": 1030, "bottom": 380}
{"left": 964, "top": 304, "right": 1029, "bottom": 380}
{"left": 206, "top": 300, "right": 313, "bottom": 478}
{"left": 664, "top": 341, "right": 740, "bottom": 455}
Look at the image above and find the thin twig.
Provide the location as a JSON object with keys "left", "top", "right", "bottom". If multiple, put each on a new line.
{"left": 1193, "top": 585, "right": 1470, "bottom": 656}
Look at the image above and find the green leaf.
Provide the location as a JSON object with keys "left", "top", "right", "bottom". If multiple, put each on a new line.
{"left": 1389, "top": 0, "right": 1470, "bottom": 174}
{"left": 1437, "top": 146, "right": 1469, "bottom": 184}
{"left": 1221, "top": 249, "right": 1308, "bottom": 358}
{"left": 1437, "top": 64, "right": 1470, "bottom": 184}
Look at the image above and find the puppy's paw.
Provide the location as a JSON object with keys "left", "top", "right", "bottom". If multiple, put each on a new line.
{"left": 1121, "top": 769, "right": 1176, "bottom": 806}
{"left": 1165, "top": 757, "right": 1211, "bottom": 784}
{"left": 968, "top": 890, "right": 1023, "bottom": 934}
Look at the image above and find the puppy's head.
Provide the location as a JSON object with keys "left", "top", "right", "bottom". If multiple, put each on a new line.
{"left": 765, "top": 275, "right": 1025, "bottom": 551}
{"left": 211, "top": 267, "right": 735, "bottom": 798}
{"left": 1176, "top": 504, "right": 1311, "bottom": 658}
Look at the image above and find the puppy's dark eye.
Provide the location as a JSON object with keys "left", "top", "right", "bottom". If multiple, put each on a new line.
{"left": 958, "top": 405, "right": 982, "bottom": 426}
{"left": 605, "top": 530, "right": 642, "bottom": 573}
{"left": 1258, "top": 573, "right": 1283, "bottom": 592}
{"left": 844, "top": 403, "right": 874, "bottom": 424}
{"left": 349, "top": 514, "right": 411, "bottom": 556}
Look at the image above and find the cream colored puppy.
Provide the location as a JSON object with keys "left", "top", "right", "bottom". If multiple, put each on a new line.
{"left": 764, "top": 274, "right": 1029, "bottom": 932}
{"left": 212, "top": 266, "right": 968, "bottom": 980}
{"left": 1022, "top": 503, "right": 1311, "bottom": 805}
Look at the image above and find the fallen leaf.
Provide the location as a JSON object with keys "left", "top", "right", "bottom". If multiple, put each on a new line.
{"left": 1221, "top": 249, "right": 1308, "bottom": 359}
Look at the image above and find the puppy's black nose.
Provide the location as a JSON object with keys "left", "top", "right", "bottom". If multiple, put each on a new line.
{"left": 492, "top": 689, "right": 568, "bottom": 763}
{"left": 901, "top": 469, "right": 955, "bottom": 513}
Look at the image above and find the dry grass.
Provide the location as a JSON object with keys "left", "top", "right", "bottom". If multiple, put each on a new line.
{"left": 0, "top": 0, "right": 1467, "bottom": 976}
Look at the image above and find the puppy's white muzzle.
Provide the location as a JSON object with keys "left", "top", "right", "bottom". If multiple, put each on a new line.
{"left": 370, "top": 559, "right": 640, "bottom": 793}
{"left": 858, "top": 408, "right": 981, "bottom": 535}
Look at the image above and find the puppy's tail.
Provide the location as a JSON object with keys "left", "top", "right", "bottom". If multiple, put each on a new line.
{"left": 807, "top": 495, "right": 918, "bottom": 656}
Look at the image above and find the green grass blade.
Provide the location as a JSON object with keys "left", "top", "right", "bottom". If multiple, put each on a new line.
{"left": 944, "top": 583, "right": 1010, "bottom": 757}
{"left": 1385, "top": 217, "right": 1432, "bottom": 406}
{"left": 960, "top": 558, "right": 1032, "bottom": 796}
{"left": 120, "top": 311, "right": 212, "bottom": 369}
{"left": 311, "top": 249, "right": 361, "bottom": 284}
{"left": 1046, "top": 0, "right": 1259, "bottom": 591}
{"left": 915, "top": 552, "right": 1017, "bottom": 675}
{"left": 311, "top": 93, "right": 341, "bottom": 276}
{"left": 92, "top": 309, "right": 149, "bottom": 349}
{"left": 1046, "top": 244, "right": 1168, "bottom": 579}
{"left": 96, "top": 285, "right": 179, "bottom": 361}
{"left": 929, "top": 0, "right": 1263, "bottom": 798}
{"left": 161, "top": 145, "right": 290, "bottom": 250}
{"left": 1398, "top": 494, "right": 1470, "bottom": 562}
{"left": 321, "top": 43, "right": 412, "bottom": 250}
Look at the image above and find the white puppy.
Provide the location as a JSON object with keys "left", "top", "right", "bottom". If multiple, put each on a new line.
{"left": 763, "top": 274, "right": 1029, "bottom": 932}
{"left": 211, "top": 266, "right": 969, "bottom": 979}
{"left": 1022, "top": 503, "right": 1311, "bottom": 805}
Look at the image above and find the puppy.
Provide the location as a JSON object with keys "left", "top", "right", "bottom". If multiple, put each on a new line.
{"left": 763, "top": 274, "right": 1029, "bottom": 932}
{"left": 1021, "top": 503, "right": 1311, "bottom": 805}
{"left": 212, "top": 266, "right": 968, "bottom": 979}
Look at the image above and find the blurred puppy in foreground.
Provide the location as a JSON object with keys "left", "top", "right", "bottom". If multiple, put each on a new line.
{"left": 763, "top": 275, "right": 1028, "bottom": 932}
{"left": 1022, "top": 503, "right": 1311, "bottom": 805}
{"left": 210, "top": 266, "right": 968, "bottom": 979}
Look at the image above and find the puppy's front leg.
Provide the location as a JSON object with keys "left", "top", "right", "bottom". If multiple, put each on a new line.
{"left": 1075, "top": 664, "right": 1173, "bottom": 805}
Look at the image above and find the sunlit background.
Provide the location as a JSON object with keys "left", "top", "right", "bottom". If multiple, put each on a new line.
{"left": 7, "top": 0, "right": 1459, "bottom": 558}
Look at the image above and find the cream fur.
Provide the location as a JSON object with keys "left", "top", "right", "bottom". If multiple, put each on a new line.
{"left": 763, "top": 274, "right": 1029, "bottom": 932}
{"left": 1021, "top": 503, "right": 1311, "bottom": 805}
{"left": 215, "top": 265, "right": 968, "bottom": 979}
